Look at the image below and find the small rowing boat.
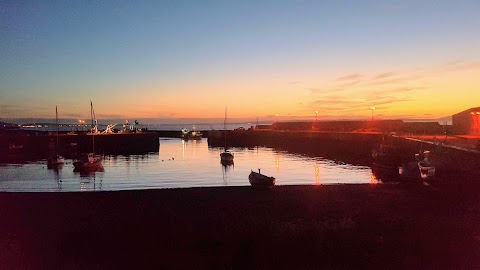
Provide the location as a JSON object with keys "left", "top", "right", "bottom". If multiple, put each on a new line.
{"left": 248, "top": 169, "right": 275, "bottom": 188}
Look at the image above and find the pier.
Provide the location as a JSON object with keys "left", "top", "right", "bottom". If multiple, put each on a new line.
{"left": 208, "top": 130, "right": 480, "bottom": 180}
{"left": 0, "top": 132, "right": 160, "bottom": 161}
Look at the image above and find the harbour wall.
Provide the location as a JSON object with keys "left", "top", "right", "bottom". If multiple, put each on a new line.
{"left": 208, "top": 130, "right": 480, "bottom": 178}
{"left": 0, "top": 132, "right": 160, "bottom": 160}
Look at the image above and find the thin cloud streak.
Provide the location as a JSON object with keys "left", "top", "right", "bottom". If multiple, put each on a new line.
{"left": 336, "top": 74, "right": 362, "bottom": 81}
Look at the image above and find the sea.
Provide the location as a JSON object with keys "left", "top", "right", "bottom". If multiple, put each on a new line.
{"left": 0, "top": 137, "right": 378, "bottom": 192}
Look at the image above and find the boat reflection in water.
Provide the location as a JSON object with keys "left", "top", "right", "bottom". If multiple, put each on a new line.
{"left": 371, "top": 162, "right": 398, "bottom": 183}
{"left": 221, "top": 160, "right": 234, "bottom": 185}
{"left": 75, "top": 169, "right": 104, "bottom": 191}
{"left": 0, "top": 138, "right": 374, "bottom": 191}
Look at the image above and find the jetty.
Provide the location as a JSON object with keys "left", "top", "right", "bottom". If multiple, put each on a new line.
{"left": 208, "top": 128, "right": 480, "bottom": 180}
{"left": 0, "top": 132, "right": 160, "bottom": 161}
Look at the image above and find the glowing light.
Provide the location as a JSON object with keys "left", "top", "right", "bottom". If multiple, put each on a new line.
{"left": 314, "top": 163, "right": 320, "bottom": 185}
{"left": 275, "top": 154, "right": 280, "bottom": 172}
{"left": 471, "top": 112, "right": 475, "bottom": 115}
{"left": 370, "top": 173, "right": 379, "bottom": 184}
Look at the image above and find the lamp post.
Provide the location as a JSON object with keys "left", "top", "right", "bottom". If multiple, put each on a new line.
{"left": 370, "top": 107, "right": 375, "bottom": 121}
{"left": 275, "top": 114, "right": 278, "bottom": 123}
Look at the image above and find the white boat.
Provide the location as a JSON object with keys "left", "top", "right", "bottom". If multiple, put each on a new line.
{"left": 249, "top": 169, "right": 275, "bottom": 188}
{"left": 220, "top": 108, "right": 234, "bottom": 162}
{"left": 181, "top": 126, "right": 203, "bottom": 140}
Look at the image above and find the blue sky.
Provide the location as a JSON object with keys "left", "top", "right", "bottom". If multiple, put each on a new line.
{"left": 1, "top": 0, "right": 479, "bottom": 121}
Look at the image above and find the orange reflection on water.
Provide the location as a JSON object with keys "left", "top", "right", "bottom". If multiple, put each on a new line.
{"left": 370, "top": 173, "right": 379, "bottom": 184}
{"left": 314, "top": 163, "right": 320, "bottom": 185}
{"left": 275, "top": 154, "right": 280, "bottom": 172}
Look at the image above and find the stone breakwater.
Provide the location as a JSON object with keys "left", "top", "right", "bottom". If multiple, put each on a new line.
{"left": 208, "top": 130, "right": 480, "bottom": 179}
{"left": 0, "top": 132, "right": 160, "bottom": 160}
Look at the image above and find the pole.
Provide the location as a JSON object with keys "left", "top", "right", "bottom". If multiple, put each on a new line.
{"left": 56, "top": 106, "right": 59, "bottom": 149}
{"left": 224, "top": 107, "right": 227, "bottom": 151}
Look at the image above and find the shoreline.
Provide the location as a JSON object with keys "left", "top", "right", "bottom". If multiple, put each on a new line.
{"left": 1, "top": 184, "right": 479, "bottom": 269}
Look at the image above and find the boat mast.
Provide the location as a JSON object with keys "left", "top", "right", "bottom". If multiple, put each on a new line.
{"left": 56, "top": 105, "right": 59, "bottom": 150}
{"left": 224, "top": 107, "right": 227, "bottom": 151}
{"left": 90, "top": 100, "right": 95, "bottom": 154}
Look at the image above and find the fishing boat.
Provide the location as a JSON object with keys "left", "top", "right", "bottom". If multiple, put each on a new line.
{"left": 181, "top": 126, "right": 203, "bottom": 140}
{"left": 48, "top": 106, "right": 65, "bottom": 168}
{"left": 249, "top": 169, "right": 275, "bottom": 188}
{"left": 73, "top": 153, "right": 103, "bottom": 172}
{"left": 220, "top": 108, "right": 234, "bottom": 162}
{"left": 73, "top": 101, "right": 103, "bottom": 172}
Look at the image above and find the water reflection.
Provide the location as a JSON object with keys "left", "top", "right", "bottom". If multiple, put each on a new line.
{"left": 78, "top": 171, "right": 103, "bottom": 191}
{"left": 221, "top": 161, "right": 234, "bottom": 185}
{"left": 51, "top": 166, "right": 63, "bottom": 190}
{"left": 370, "top": 173, "right": 379, "bottom": 184}
{"left": 371, "top": 163, "right": 398, "bottom": 183}
{"left": 275, "top": 153, "right": 280, "bottom": 172}
{"left": 314, "top": 162, "right": 320, "bottom": 185}
{"left": 0, "top": 138, "right": 374, "bottom": 191}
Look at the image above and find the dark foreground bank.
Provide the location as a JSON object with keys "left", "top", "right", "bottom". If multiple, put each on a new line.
{"left": 1, "top": 184, "right": 479, "bottom": 269}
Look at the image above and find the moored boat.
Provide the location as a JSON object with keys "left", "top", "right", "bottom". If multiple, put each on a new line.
{"left": 48, "top": 106, "right": 65, "bottom": 168}
{"left": 73, "top": 153, "right": 103, "bottom": 172}
{"left": 249, "top": 169, "right": 275, "bottom": 188}
{"left": 417, "top": 150, "right": 435, "bottom": 179}
{"left": 181, "top": 126, "right": 203, "bottom": 140}
{"left": 220, "top": 151, "right": 234, "bottom": 162}
{"left": 220, "top": 108, "right": 234, "bottom": 162}
{"left": 73, "top": 101, "right": 103, "bottom": 172}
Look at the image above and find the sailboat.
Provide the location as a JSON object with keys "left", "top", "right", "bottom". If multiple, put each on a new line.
{"left": 73, "top": 101, "right": 103, "bottom": 172}
{"left": 220, "top": 107, "right": 234, "bottom": 163}
{"left": 48, "top": 106, "right": 65, "bottom": 168}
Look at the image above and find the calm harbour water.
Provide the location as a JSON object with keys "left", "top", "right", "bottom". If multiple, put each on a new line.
{"left": 0, "top": 138, "right": 377, "bottom": 192}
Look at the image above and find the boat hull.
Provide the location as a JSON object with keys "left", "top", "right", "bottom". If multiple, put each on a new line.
{"left": 249, "top": 171, "right": 275, "bottom": 188}
{"left": 220, "top": 152, "right": 234, "bottom": 162}
{"left": 418, "top": 161, "right": 435, "bottom": 179}
{"left": 73, "top": 155, "right": 103, "bottom": 172}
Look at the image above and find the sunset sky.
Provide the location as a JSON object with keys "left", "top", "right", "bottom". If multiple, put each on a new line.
{"left": 1, "top": 0, "right": 479, "bottom": 122}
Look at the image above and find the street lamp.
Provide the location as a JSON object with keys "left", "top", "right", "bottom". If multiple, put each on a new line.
{"left": 370, "top": 107, "right": 375, "bottom": 121}
{"left": 275, "top": 114, "right": 279, "bottom": 123}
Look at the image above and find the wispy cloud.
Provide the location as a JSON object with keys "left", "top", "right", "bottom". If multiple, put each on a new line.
{"left": 0, "top": 104, "right": 22, "bottom": 115}
{"left": 336, "top": 73, "right": 362, "bottom": 81}
{"left": 306, "top": 88, "right": 345, "bottom": 94}
{"left": 441, "top": 61, "right": 480, "bottom": 73}
{"left": 372, "top": 72, "right": 395, "bottom": 80}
